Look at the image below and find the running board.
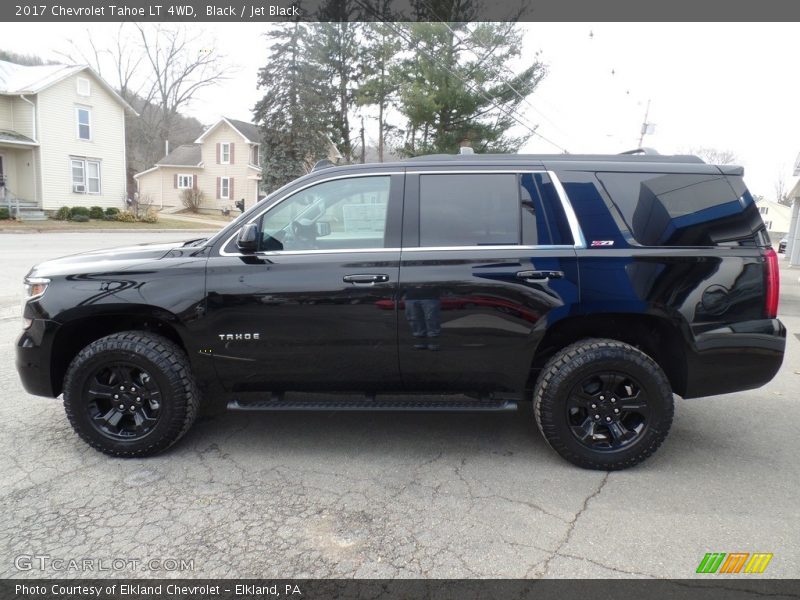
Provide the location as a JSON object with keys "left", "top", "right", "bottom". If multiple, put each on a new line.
{"left": 227, "top": 397, "right": 518, "bottom": 412}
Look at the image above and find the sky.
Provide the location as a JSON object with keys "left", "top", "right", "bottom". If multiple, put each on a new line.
{"left": 1, "top": 21, "right": 797, "bottom": 197}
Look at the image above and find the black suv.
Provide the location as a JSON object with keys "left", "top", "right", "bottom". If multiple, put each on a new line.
{"left": 16, "top": 152, "right": 785, "bottom": 470}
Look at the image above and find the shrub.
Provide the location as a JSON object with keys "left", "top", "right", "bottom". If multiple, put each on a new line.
{"left": 0, "top": 207, "right": 9, "bottom": 220}
{"left": 54, "top": 206, "right": 71, "bottom": 221}
{"left": 115, "top": 210, "right": 137, "bottom": 223}
{"left": 70, "top": 214, "right": 90, "bottom": 223}
{"left": 104, "top": 207, "right": 120, "bottom": 216}
{"left": 70, "top": 206, "right": 90, "bottom": 218}
{"left": 181, "top": 188, "right": 204, "bottom": 213}
{"left": 89, "top": 206, "right": 104, "bottom": 219}
{"left": 139, "top": 208, "right": 159, "bottom": 224}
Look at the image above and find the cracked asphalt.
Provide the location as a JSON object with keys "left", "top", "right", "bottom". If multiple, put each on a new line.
{"left": 1, "top": 232, "right": 798, "bottom": 579}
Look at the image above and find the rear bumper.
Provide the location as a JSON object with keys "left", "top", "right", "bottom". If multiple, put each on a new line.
{"left": 683, "top": 318, "right": 786, "bottom": 399}
{"left": 16, "top": 319, "right": 60, "bottom": 398}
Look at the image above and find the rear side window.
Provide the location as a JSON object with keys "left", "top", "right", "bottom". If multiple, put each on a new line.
{"left": 596, "top": 172, "right": 763, "bottom": 247}
{"left": 418, "top": 173, "right": 572, "bottom": 247}
{"left": 420, "top": 174, "right": 519, "bottom": 246}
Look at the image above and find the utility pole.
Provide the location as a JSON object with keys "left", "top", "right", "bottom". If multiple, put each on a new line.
{"left": 637, "top": 99, "right": 652, "bottom": 147}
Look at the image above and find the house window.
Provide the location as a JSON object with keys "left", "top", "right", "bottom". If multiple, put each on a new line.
{"left": 71, "top": 158, "right": 101, "bottom": 194}
{"left": 765, "top": 220, "right": 772, "bottom": 230}
{"left": 251, "top": 144, "right": 260, "bottom": 166}
{"left": 76, "top": 107, "right": 91, "bottom": 140}
{"left": 221, "top": 143, "right": 230, "bottom": 164}
{"left": 177, "top": 174, "right": 194, "bottom": 189}
{"left": 220, "top": 177, "right": 230, "bottom": 199}
{"left": 759, "top": 206, "right": 769, "bottom": 215}
{"left": 77, "top": 77, "right": 91, "bottom": 96}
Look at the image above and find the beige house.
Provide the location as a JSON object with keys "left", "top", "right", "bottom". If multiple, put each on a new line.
{"left": 0, "top": 60, "right": 135, "bottom": 219}
{"left": 134, "top": 117, "right": 262, "bottom": 214}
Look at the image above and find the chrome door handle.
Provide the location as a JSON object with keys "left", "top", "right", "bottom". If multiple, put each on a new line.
{"left": 516, "top": 270, "right": 564, "bottom": 280}
{"left": 343, "top": 274, "right": 389, "bottom": 285}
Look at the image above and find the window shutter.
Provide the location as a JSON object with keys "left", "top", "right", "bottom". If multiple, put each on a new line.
{"left": 230, "top": 177, "right": 234, "bottom": 199}
{"left": 192, "top": 175, "right": 198, "bottom": 190}
{"left": 230, "top": 143, "right": 235, "bottom": 164}
{"left": 216, "top": 143, "right": 220, "bottom": 164}
{"left": 173, "top": 174, "right": 177, "bottom": 189}
{"left": 216, "top": 177, "right": 220, "bottom": 200}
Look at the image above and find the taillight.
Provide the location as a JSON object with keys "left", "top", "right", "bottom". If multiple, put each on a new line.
{"left": 764, "top": 248, "right": 780, "bottom": 319}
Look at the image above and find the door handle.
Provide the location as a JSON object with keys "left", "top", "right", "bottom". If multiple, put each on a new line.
{"left": 343, "top": 274, "right": 390, "bottom": 285}
{"left": 516, "top": 270, "right": 564, "bottom": 280}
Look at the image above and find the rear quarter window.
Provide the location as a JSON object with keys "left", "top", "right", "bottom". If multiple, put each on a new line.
{"left": 596, "top": 172, "right": 763, "bottom": 247}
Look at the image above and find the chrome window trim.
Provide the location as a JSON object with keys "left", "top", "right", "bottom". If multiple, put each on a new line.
{"left": 217, "top": 168, "right": 586, "bottom": 257}
{"left": 218, "top": 172, "right": 403, "bottom": 257}
{"left": 547, "top": 170, "right": 587, "bottom": 249}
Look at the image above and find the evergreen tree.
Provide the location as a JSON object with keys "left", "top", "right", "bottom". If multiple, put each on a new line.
{"left": 253, "top": 23, "right": 332, "bottom": 192}
{"left": 395, "top": 21, "right": 545, "bottom": 155}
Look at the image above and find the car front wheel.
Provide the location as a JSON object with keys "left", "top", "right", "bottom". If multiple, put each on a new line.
{"left": 63, "top": 331, "right": 199, "bottom": 457}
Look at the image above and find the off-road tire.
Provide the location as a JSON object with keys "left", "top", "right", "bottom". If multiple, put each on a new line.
{"left": 63, "top": 331, "right": 199, "bottom": 457}
{"left": 534, "top": 338, "right": 674, "bottom": 470}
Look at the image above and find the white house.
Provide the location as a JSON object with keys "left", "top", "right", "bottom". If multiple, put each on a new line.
{"left": 0, "top": 60, "right": 136, "bottom": 218}
{"left": 754, "top": 196, "right": 791, "bottom": 234}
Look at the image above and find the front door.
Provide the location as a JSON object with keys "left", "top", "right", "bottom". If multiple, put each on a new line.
{"left": 204, "top": 172, "right": 404, "bottom": 393}
{"left": 398, "top": 170, "right": 580, "bottom": 394}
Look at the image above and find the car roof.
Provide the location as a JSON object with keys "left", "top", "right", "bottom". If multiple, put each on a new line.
{"left": 309, "top": 152, "right": 740, "bottom": 177}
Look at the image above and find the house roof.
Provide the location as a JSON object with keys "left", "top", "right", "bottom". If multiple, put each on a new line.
{"left": 195, "top": 117, "right": 261, "bottom": 144}
{"left": 0, "top": 60, "right": 137, "bottom": 115}
{"left": 0, "top": 129, "right": 38, "bottom": 146}
{"left": 156, "top": 144, "right": 202, "bottom": 167}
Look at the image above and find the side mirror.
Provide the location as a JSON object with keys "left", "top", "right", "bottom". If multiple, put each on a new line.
{"left": 316, "top": 222, "right": 331, "bottom": 237}
{"left": 236, "top": 223, "right": 259, "bottom": 253}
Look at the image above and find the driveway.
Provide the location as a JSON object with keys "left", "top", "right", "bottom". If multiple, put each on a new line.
{"left": 0, "top": 232, "right": 798, "bottom": 579}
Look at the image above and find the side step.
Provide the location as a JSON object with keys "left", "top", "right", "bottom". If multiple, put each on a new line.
{"left": 227, "top": 396, "right": 518, "bottom": 412}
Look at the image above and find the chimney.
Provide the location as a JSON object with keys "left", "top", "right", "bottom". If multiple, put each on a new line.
{"left": 165, "top": 140, "right": 170, "bottom": 157}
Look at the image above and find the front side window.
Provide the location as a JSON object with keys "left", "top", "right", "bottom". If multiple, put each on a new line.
{"left": 76, "top": 107, "right": 91, "bottom": 140}
{"left": 71, "top": 158, "right": 100, "bottom": 194}
{"left": 221, "top": 143, "right": 230, "bottom": 164}
{"left": 257, "top": 176, "right": 390, "bottom": 251}
{"left": 220, "top": 177, "right": 230, "bottom": 199}
{"left": 178, "top": 174, "right": 194, "bottom": 189}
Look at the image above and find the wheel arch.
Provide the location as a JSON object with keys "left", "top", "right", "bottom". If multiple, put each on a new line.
{"left": 50, "top": 307, "right": 190, "bottom": 397}
{"left": 530, "top": 313, "right": 689, "bottom": 397}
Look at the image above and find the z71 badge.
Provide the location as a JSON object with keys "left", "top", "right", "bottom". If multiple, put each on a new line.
{"left": 590, "top": 240, "right": 615, "bottom": 246}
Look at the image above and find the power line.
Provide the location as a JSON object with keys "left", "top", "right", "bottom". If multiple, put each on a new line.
{"left": 352, "top": 5, "right": 569, "bottom": 153}
{"left": 416, "top": 7, "right": 573, "bottom": 146}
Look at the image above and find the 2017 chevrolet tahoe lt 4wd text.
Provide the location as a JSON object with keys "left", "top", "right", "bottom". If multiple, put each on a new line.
{"left": 16, "top": 152, "right": 785, "bottom": 470}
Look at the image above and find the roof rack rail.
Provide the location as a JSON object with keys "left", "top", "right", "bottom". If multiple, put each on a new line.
{"left": 619, "top": 147, "right": 661, "bottom": 156}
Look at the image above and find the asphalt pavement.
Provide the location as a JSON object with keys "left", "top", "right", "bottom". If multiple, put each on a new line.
{"left": 0, "top": 232, "right": 798, "bottom": 579}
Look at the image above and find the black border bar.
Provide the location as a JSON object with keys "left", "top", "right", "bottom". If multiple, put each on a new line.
{"left": 2, "top": 0, "right": 800, "bottom": 22}
{"left": 3, "top": 579, "right": 800, "bottom": 600}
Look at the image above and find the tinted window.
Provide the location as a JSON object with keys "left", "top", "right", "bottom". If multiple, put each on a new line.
{"left": 258, "top": 176, "right": 390, "bottom": 251}
{"left": 420, "top": 174, "right": 520, "bottom": 247}
{"left": 520, "top": 173, "right": 574, "bottom": 246}
{"left": 597, "top": 172, "right": 762, "bottom": 247}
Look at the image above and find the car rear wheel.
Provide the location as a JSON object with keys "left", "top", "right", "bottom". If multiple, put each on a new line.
{"left": 63, "top": 331, "right": 199, "bottom": 457}
{"left": 533, "top": 338, "right": 674, "bottom": 470}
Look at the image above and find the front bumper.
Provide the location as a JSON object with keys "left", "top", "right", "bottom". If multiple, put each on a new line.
{"left": 16, "top": 319, "right": 60, "bottom": 398}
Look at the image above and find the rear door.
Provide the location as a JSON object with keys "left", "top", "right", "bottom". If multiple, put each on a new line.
{"left": 397, "top": 169, "right": 581, "bottom": 394}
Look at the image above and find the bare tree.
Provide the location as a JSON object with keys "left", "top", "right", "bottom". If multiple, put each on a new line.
{"left": 775, "top": 175, "right": 790, "bottom": 206}
{"left": 687, "top": 147, "right": 738, "bottom": 165}
{"left": 134, "top": 24, "right": 228, "bottom": 152}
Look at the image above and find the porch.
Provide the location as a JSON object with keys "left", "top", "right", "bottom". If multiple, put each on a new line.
{"left": 0, "top": 132, "right": 45, "bottom": 220}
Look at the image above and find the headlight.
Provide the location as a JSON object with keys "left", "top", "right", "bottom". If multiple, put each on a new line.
{"left": 24, "top": 277, "right": 50, "bottom": 301}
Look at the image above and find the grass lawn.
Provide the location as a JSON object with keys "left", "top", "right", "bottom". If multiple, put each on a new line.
{"left": 0, "top": 217, "right": 221, "bottom": 231}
